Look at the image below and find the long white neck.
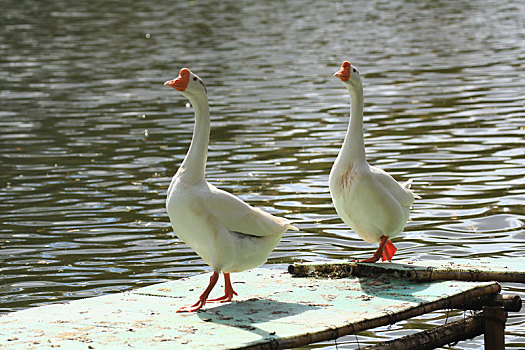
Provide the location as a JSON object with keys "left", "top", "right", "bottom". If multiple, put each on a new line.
{"left": 337, "top": 84, "right": 366, "bottom": 168}
{"left": 177, "top": 92, "right": 210, "bottom": 182}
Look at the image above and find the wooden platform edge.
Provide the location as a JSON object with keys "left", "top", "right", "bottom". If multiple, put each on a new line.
{"left": 233, "top": 282, "right": 501, "bottom": 350}
{"left": 363, "top": 313, "right": 484, "bottom": 350}
{"left": 364, "top": 305, "right": 508, "bottom": 350}
{"left": 288, "top": 260, "right": 525, "bottom": 283}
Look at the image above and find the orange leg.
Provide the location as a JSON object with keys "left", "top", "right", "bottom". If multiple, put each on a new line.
{"left": 177, "top": 271, "right": 219, "bottom": 313}
{"left": 353, "top": 235, "right": 397, "bottom": 263}
{"left": 382, "top": 239, "right": 398, "bottom": 262}
{"left": 207, "top": 273, "right": 238, "bottom": 303}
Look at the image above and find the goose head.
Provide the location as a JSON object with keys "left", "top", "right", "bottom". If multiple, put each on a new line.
{"left": 164, "top": 68, "right": 207, "bottom": 97}
{"left": 333, "top": 61, "right": 362, "bottom": 89}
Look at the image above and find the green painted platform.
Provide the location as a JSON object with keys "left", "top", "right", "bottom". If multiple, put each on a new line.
{"left": 0, "top": 267, "right": 501, "bottom": 349}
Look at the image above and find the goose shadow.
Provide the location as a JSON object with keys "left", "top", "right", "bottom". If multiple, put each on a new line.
{"left": 356, "top": 274, "right": 435, "bottom": 305}
{"left": 196, "top": 297, "right": 320, "bottom": 340}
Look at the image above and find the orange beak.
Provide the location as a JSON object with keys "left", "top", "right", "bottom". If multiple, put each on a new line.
{"left": 164, "top": 68, "right": 191, "bottom": 91}
{"left": 334, "top": 61, "right": 351, "bottom": 82}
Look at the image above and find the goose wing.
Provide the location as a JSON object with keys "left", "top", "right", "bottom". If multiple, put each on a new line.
{"left": 369, "top": 166, "right": 417, "bottom": 207}
{"left": 201, "top": 183, "right": 297, "bottom": 237}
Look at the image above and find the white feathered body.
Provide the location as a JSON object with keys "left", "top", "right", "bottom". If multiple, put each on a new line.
{"left": 329, "top": 159, "right": 417, "bottom": 244}
{"left": 167, "top": 176, "right": 293, "bottom": 273}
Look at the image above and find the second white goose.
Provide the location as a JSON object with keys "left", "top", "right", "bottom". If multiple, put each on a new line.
{"left": 329, "top": 61, "right": 419, "bottom": 263}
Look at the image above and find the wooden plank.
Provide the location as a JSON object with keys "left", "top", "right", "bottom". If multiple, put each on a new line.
{"left": 289, "top": 257, "right": 525, "bottom": 283}
{"left": 0, "top": 268, "right": 500, "bottom": 349}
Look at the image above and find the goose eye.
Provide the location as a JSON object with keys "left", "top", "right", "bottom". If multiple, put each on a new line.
{"left": 352, "top": 68, "right": 357, "bottom": 73}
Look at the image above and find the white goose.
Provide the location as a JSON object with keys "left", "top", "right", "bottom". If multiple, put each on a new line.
{"left": 329, "top": 61, "right": 419, "bottom": 263}
{"left": 164, "top": 68, "right": 297, "bottom": 312}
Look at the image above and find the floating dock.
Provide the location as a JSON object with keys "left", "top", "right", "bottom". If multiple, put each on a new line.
{"left": 1, "top": 258, "right": 523, "bottom": 349}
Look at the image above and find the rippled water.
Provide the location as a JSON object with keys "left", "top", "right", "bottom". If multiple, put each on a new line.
{"left": 1, "top": 0, "right": 524, "bottom": 348}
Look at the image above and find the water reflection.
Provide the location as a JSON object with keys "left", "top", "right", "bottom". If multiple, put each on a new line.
{"left": 1, "top": 0, "right": 524, "bottom": 348}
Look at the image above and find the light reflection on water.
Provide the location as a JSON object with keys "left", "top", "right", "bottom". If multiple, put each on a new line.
{"left": 1, "top": 0, "right": 524, "bottom": 348}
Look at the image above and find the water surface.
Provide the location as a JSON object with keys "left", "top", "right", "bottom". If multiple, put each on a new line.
{"left": 1, "top": 0, "right": 524, "bottom": 348}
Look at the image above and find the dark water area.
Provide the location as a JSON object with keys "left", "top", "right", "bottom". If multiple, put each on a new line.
{"left": 1, "top": 0, "right": 524, "bottom": 348}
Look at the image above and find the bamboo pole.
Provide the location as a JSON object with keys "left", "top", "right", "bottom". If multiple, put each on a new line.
{"left": 363, "top": 314, "right": 483, "bottom": 350}
{"left": 236, "top": 283, "right": 500, "bottom": 350}
{"left": 288, "top": 262, "right": 525, "bottom": 283}
{"left": 455, "top": 293, "right": 522, "bottom": 312}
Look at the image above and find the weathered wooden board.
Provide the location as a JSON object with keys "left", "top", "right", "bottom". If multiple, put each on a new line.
{"left": 0, "top": 268, "right": 499, "bottom": 349}
{"left": 289, "top": 257, "right": 525, "bottom": 283}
